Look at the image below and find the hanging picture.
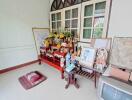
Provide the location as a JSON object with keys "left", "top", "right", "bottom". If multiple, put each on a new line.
{"left": 32, "top": 28, "right": 50, "bottom": 55}
{"left": 80, "top": 47, "right": 96, "bottom": 68}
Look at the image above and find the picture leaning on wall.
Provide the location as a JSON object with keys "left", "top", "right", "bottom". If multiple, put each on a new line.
{"left": 32, "top": 28, "right": 50, "bottom": 55}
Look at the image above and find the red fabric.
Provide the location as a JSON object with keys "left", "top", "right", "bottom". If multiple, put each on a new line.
{"left": 19, "top": 71, "right": 47, "bottom": 90}
{"left": 26, "top": 73, "right": 41, "bottom": 83}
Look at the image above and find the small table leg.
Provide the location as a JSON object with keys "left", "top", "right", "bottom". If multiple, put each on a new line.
{"left": 74, "top": 78, "right": 79, "bottom": 88}
{"left": 38, "top": 59, "right": 41, "bottom": 65}
{"left": 65, "top": 75, "right": 70, "bottom": 89}
{"left": 61, "top": 70, "right": 64, "bottom": 79}
{"left": 65, "top": 73, "right": 79, "bottom": 89}
{"left": 94, "top": 71, "right": 97, "bottom": 88}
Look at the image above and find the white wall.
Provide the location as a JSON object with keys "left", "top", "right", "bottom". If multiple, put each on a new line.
{"left": 108, "top": 0, "right": 132, "bottom": 37}
{"left": 0, "top": 0, "right": 50, "bottom": 70}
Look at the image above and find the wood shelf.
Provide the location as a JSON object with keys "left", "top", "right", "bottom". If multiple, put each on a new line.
{"left": 39, "top": 56, "right": 63, "bottom": 72}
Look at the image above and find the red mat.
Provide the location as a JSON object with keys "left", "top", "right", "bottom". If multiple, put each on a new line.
{"left": 19, "top": 71, "right": 47, "bottom": 90}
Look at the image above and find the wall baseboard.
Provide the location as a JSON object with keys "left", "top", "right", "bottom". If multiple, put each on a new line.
{"left": 0, "top": 60, "right": 39, "bottom": 74}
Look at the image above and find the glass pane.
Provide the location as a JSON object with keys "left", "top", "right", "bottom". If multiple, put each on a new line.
{"left": 92, "top": 28, "right": 103, "bottom": 38}
{"left": 52, "top": 22, "right": 56, "bottom": 29}
{"left": 84, "top": 4, "right": 93, "bottom": 16}
{"left": 72, "top": 19, "right": 78, "bottom": 28}
{"left": 71, "top": 29, "right": 78, "bottom": 38}
{"left": 94, "top": 17, "right": 104, "bottom": 27}
{"left": 72, "top": 8, "right": 78, "bottom": 18}
{"left": 57, "top": 12, "right": 61, "bottom": 20}
{"left": 83, "top": 29, "right": 91, "bottom": 38}
{"left": 95, "top": 1, "right": 106, "bottom": 15}
{"left": 65, "top": 20, "right": 70, "bottom": 28}
{"left": 57, "top": 21, "right": 61, "bottom": 28}
{"left": 65, "top": 10, "right": 71, "bottom": 19}
{"left": 52, "top": 14, "right": 56, "bottom": 21}
{"left": 84, "top": 18, "right": 92, "bottom": 27}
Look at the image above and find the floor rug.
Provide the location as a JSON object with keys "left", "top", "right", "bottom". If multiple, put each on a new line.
{"left": 19, "top": 71, "right": 47, "bottom": 90}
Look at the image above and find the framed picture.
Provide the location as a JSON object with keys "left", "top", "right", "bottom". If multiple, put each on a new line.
{"left": 110, "top": 37, "right": 132, "bottom": 70}
{"left": 32, "top": 28, "right": 50, "bottom": 55}
{"left": 80, "top": 47, "right": 96, "bottom": 68}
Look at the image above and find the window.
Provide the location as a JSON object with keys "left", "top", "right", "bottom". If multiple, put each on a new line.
{"left": 50, "top": 0, "right": 111, "bottom": 41}
{"left": 64, "top": 4, "right": 81, "bottom": 39}
{"left": 80, "top": 0, "right": 110, "bottom": 42}
{"left": 50, "top": 11, "right": 62, "bottom": 33}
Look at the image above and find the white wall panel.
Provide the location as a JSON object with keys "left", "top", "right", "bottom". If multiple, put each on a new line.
{"left": 0, "top": 0, "right": 50, "bottom": 69}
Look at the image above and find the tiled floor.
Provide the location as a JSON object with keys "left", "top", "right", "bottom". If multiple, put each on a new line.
{"left": 0, "top": 63, "right": 98, "bottom": 100}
